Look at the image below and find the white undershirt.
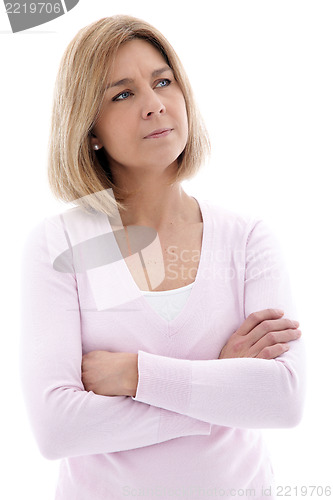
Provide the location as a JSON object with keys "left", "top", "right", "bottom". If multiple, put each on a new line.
{"left": 141, "top": 282, "right": 194, "bottom": 321}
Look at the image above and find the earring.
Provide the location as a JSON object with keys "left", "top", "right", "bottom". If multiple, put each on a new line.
{"left": 93, "top": 145, "right": 99, "bottom": 150}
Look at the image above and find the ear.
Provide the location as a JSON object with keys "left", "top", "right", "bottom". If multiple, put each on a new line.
{"left": 89, "top": 132, "right": 103, "bottom": 151}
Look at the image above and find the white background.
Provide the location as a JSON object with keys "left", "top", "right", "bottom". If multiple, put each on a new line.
{"left": 1, "top": 1, "right": 332, "bottom": 498}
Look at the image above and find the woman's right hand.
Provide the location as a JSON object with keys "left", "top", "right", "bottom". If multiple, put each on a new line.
{"left": 219, "top": 309, "right": 302, "bottom": 360}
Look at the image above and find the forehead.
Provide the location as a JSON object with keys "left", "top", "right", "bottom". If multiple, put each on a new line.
{"left": 109, "top": 38, "right": 167, "bottom": 76}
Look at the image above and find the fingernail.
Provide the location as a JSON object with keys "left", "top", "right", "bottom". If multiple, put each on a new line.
{"left": 293, "top": 321, "right": 300, "bottom": 327}
{"left": 275, "top": 309, "right": 284, "bottom": 315}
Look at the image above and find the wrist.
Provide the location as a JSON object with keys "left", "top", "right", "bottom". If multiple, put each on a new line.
{"left": 124, "top": 353, "right": 138, "bottom": 397}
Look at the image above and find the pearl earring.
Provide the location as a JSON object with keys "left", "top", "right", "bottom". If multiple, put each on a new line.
{"left": 93, "top": 145, "right": 99, "bottom": 150}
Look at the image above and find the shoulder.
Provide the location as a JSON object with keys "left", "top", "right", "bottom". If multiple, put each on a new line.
{"left": 199, "top": 197, "right": 283, "bottom": 255}
{"left": 201, "top": 198, "right": 262, "bottom": 238}
{"left": 26, "top": 205, "right": 102, "bottom": 241}
{"left": 22, "top": 205, "right": 100, "bottom": 261}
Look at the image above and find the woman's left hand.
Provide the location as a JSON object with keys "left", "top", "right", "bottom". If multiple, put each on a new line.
{"left": 81, "top": 351, "right": 138, "bottom": 397}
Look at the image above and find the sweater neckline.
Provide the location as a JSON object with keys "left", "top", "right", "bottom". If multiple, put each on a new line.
{"left": 103, "top": 196, "right": 212, "bottom": 335}
{"left": 141, "top": 280, "right": 194, "bottom": 296}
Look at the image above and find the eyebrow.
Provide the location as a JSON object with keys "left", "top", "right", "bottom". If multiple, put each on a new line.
{"left": 104, "top": 66, "right": 173, "bottom": 91}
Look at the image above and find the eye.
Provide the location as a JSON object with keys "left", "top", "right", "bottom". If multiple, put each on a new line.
{"left": 112, "top": 90, "right": 133, "bottom": 102}
{"left": 156, "top": 78, "right": 171, "bottom": 88}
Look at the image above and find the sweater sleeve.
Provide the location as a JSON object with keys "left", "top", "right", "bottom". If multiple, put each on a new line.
{"left": 132, "top": 219, "right": 306, "bottom": 429}
{"left": 19, "top": 218, "right": 211, "bottom": 461}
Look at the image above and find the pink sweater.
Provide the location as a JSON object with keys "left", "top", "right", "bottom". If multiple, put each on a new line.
{"left": 20, "top": 197, "right": 306, "bottom": 499}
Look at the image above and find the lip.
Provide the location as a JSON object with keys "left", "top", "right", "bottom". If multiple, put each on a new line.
{"left": 144, "top": 128, "right": 173, "bottom": 139}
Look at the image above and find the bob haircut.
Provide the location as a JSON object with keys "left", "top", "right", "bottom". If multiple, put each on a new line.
{"left": 48, "top": 14, "right": 210, "bottom": 218}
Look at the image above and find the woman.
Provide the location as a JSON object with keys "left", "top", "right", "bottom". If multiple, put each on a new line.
{"left": 20, "top": 15, "right": 306, "bottom": 500}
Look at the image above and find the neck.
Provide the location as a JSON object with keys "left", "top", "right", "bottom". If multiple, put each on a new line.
{"left": 106, "top": 158, "right": 199, "bottom": 230}
{"left": 119, "top": 183, "right": 197, "bottom": 230}
{"left": 107, "top": 159, "right": 201, "bottom": 231}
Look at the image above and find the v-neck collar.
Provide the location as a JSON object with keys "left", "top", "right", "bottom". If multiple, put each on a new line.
{"left": 98, "top": 196, "right": 212, "bottom": 336}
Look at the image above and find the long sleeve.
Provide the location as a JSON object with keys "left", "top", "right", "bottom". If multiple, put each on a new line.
{"left": 19, "top": 218, "right": 211, "bottom": 461}
{"left": 132, "top": 219, "right": 306, "bottom": 429}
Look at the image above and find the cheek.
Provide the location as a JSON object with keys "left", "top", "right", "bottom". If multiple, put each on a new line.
{"left": 99, "top": 117, "right": 139, "bottom": 165}
{"left": 183, "top": 106, "right": 189, "bottom": 133}
{"left": 176, "top": 93, "right": 188, "bottom": 126}
{"left": 99, "top": 116, "right": 131, "bottom": 148}
{"left": 178, "top": 99, "right": 189, "bottom": 140}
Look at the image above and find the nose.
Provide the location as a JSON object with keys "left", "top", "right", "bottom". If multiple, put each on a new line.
{"left": 141, "top": 88, "right": 166, "bottom": 119}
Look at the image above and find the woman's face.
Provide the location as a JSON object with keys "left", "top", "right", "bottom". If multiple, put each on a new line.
{"left": 91, "top": 38, "right": 188, "bottom": 177}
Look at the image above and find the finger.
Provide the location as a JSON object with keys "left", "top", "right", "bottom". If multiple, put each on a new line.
{"left": 250, "top": 328, "right": 301, "bottom": 356}
{"left": 248, "top": 319, "right": 300, "bottom": 346}
{"left": 255, "top": 343, "right": 290, "bottom": 360}
{"left": 236, "top": 309, "right": 285, "bottom": 336}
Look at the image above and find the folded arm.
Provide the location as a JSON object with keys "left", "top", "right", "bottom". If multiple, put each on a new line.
{"left": 19, "top": 218, "right": 211, "bottom": 461}
{"left": 131, "top": 220, "right": 306, "bottom": 428}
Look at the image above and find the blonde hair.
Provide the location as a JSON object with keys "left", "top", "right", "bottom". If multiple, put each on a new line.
{"left": 48, "top": 14, "right": 210, "bottom": 217}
